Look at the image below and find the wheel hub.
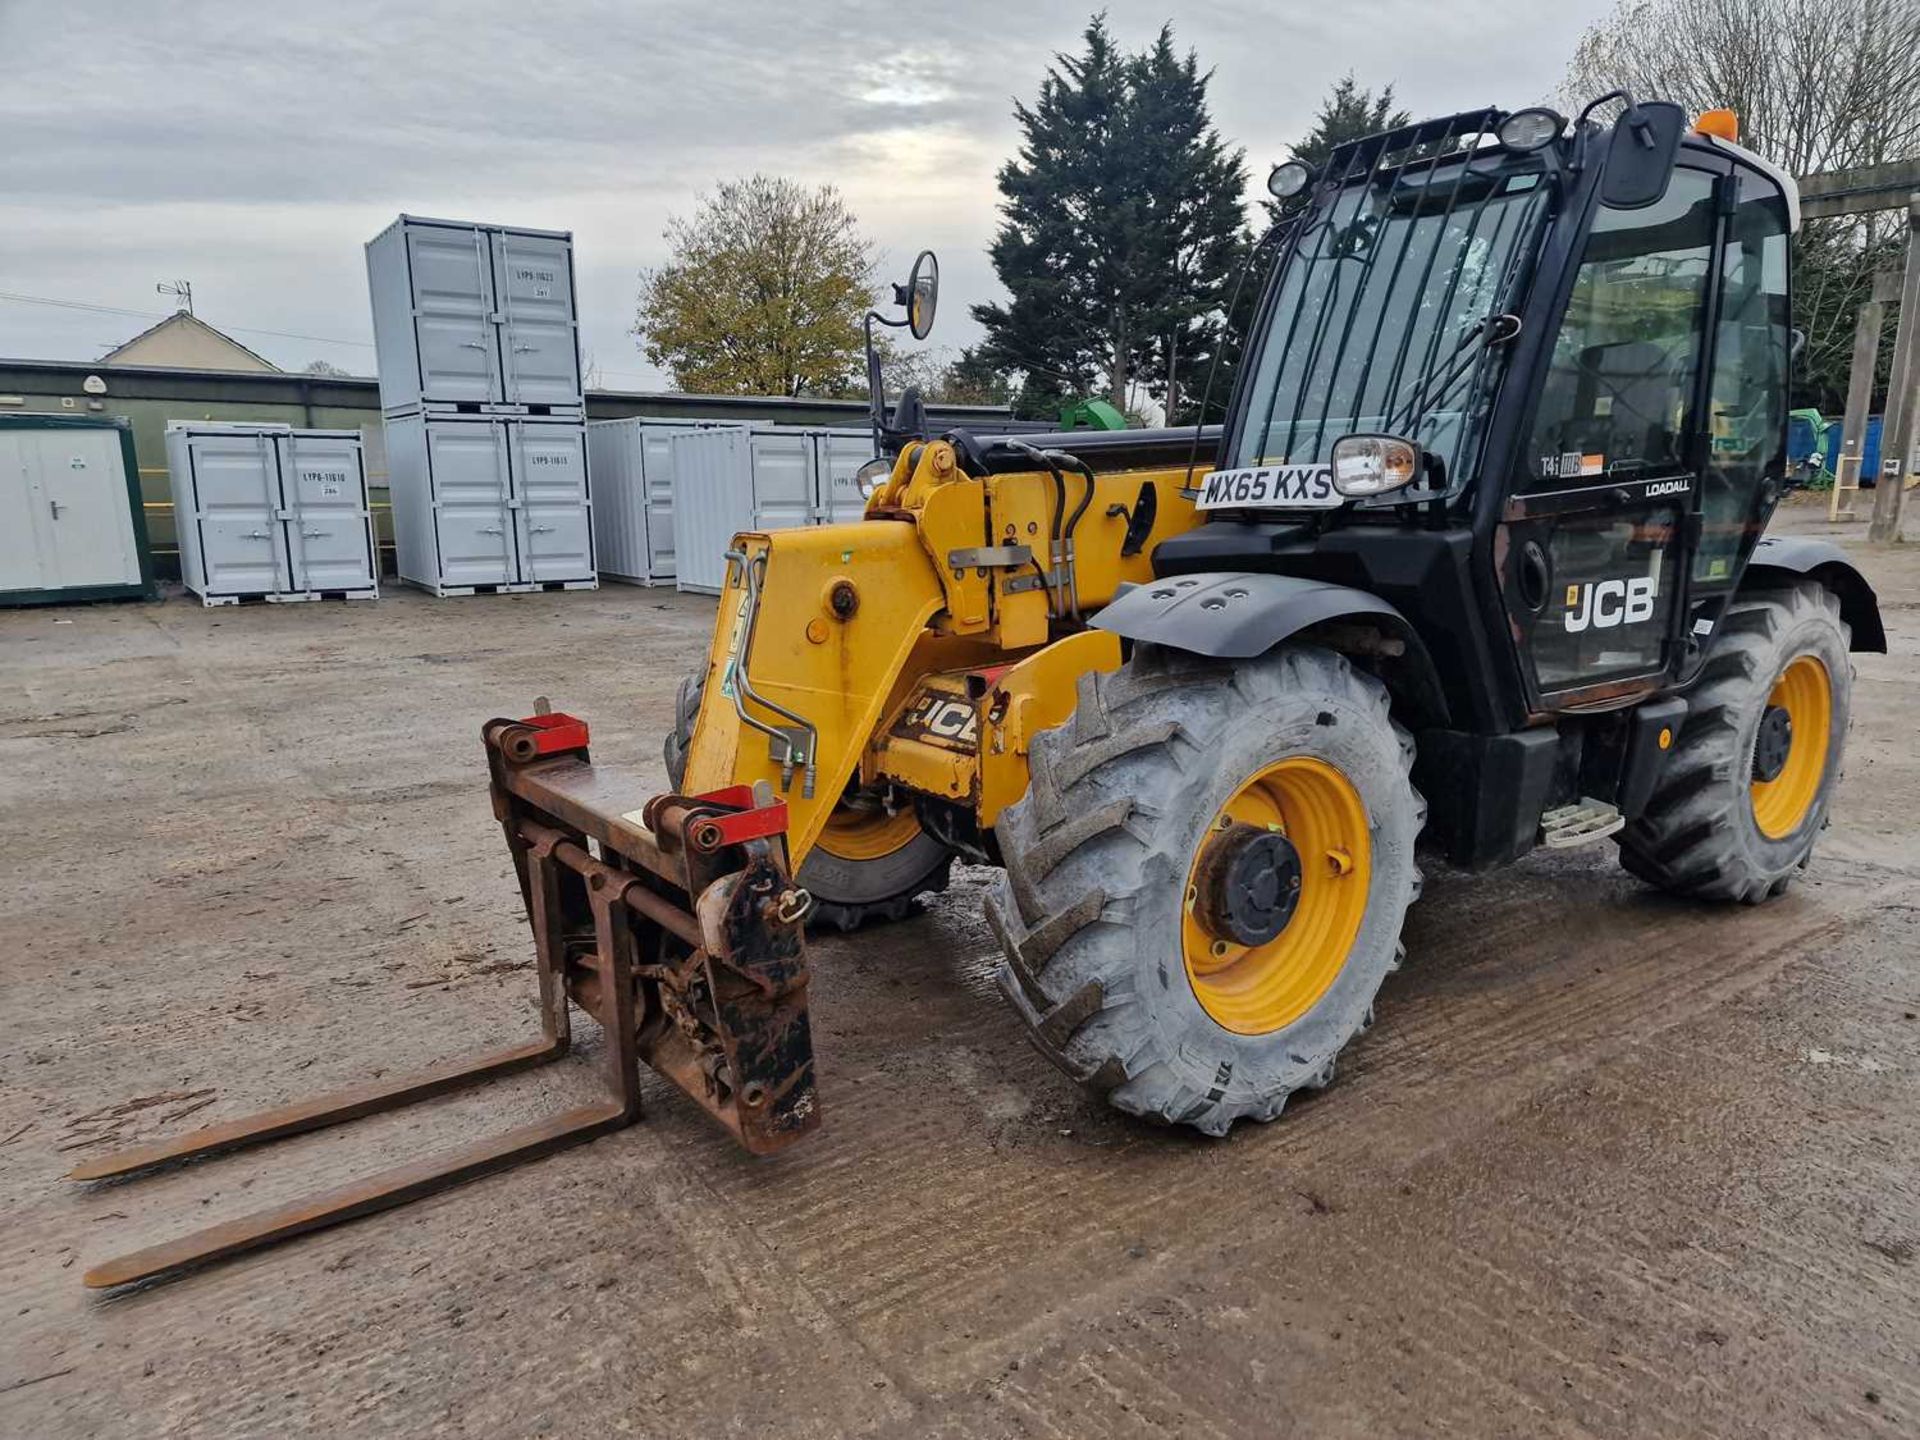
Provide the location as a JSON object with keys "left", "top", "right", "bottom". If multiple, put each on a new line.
{"left": 1752, "top": 703, "right": 1794, "bottom": 783}
{"left": 1193, "top": 823, "right": 1303, "bottom": 947}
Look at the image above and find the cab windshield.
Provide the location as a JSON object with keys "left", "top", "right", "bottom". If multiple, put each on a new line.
{"left": 1231, "top": 149, "right": 1554, "bottom": 500}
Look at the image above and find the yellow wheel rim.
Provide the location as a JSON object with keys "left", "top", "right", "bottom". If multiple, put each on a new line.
{"left": 1182, "top": 757, "right": 1372, "bottom": 1036}
{"left": 817, "top": 804, "right": 922, "bottom": 862}
{"left": 1751, "top": 654, "right": 1832, "bottom": 840}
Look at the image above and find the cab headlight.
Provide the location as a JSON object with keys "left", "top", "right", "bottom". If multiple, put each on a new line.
{"left": 1330, "top": 434, "right": 1421, "bottom": 497}
{"left": 1496, "top": 107, "right": 1565, "bottom": 152}
{"left": 1267, "top": 160, "right": 1313, "bottom": 200}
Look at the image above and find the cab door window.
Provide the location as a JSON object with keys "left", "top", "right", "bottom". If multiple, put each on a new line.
{"left": 1523, "top": 170, "right": 1717, "bottom": 489}
{"left": 1694, "top": 178, "right": 1790, "bottom": 590}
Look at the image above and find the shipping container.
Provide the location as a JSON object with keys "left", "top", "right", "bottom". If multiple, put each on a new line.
{"left": 669, "top": 426, "right": 878, "bottom": 594}
{"left": 366, "top": 215, "right": 583, "bottom": 415}
{"left": 383, "top": 413, "right": 596, "bottom": 596}
{"left": 0, "top": 414, "right": 156, "bottom": 606}
{"left": 585, "top": 418, "right": 747, "bottom": 586}
{"left": 165, "top": 423, "right": 378, "bottom": 605}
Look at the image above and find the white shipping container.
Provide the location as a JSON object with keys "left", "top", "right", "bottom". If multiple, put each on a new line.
{"left": 670, "top": 426, "right": 878, "bottom": 594}
{"left": 383, "top": 412, "right": 597, "bottom": 596}
{"left": 585, "top": 418, "right": 747, "bottom": 586}
{"left": 165, "top": 423, "right": 378, "bottom": 605}
{"left": 366, "top": 215, "right": 583, "bottom": 415}
{"left": 0, "top": 415, "right": 154, "bottom": 606}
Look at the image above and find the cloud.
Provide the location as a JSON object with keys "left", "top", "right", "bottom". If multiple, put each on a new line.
{"left": 0, "top": 0, "right": 1613, "bottom": 384}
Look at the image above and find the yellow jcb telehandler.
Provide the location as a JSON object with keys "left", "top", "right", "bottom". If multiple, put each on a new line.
{"left": 75, "top": 95, "right": 1885, "bottom": 1287}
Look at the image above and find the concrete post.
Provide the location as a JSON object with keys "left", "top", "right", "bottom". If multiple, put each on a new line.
{"left": 1868, "top": 198, "right": 1920, "bottom": 542}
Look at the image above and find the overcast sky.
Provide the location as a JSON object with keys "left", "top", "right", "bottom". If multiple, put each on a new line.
{"left": 0, "top": 0, "right": 1615, "bottom": 390}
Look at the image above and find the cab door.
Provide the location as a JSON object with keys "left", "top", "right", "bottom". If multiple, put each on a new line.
{"left": 1499, "top": 163, "right": 1723, "bottom": 708}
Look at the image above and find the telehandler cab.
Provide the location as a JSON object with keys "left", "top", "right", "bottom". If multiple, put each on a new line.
{"left": 76, "top": 95, "right": 1884, "bottom": 1286}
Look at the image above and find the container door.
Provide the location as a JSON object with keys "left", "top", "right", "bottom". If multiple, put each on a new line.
{"left": 748, "top": 431, "right": 815, "bottom": 531}
{"left": 406, "top": 223, "right": 500, "bottom": 405}
{"left": 0, "top": 430, "right": 50, "bottom": 592}
{"left": 425, "top": 420, "right": 516, "bottom": 587}
{"left": 812, "top": 430, "right": 878, "bottom": 524}
{"left": 184, "top": 430, "right": 290, "bottom": 594}
{"left": 510, "top": 422, "right": 592, "bottom": 583}
{"left": 640, "top": 425, "right": 683, "bottom": 579}
{"left": 491, "top": 231, "right": 581, "bottom": 408}
{"left": 280, "top": 433, "right": 375, "bottom": 594}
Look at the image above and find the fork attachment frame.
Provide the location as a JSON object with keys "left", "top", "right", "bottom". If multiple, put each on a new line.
{"left": 70, "top": 711, "right": 819, "bottom": 1289}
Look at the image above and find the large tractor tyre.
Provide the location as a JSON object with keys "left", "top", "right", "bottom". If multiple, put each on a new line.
{"left": 1617, "top": 581, "right": 1851, "bottom": 903}
{"left": 664, "top": 670, "right": 953, "bottom": 932}
{"left": 987, "top": 644, "right": 1425, "bottom": 1136}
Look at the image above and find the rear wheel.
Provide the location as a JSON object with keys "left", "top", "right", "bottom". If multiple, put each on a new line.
{"left": 1617, "top": 582, "right": 1850, "bottom": 902}
{"left": 987, "top": 644, "right": 1424, "bottom": 1135}
{"left": 664, "top": 670, "right": 952, "bottom": 931}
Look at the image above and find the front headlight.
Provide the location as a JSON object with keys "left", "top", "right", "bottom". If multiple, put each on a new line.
{"left": 1330, "top": 434, "right": 1420, "bottom": 497}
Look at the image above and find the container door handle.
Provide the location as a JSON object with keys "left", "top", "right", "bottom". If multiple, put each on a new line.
{"left": 49, "top": 499, "right": 66, "bottom": 520}
{"left": 247, "top": 529, "right": 270, "bottom": 540}
{"left": 479, "top": 526, "right": 504, "bottom": 536}
{"left": 529, "top": 525, "right": 554, "bottom": 534}
{"left": 301, "top": 529, "right": 332, "bottom": 539}
{"left": 461, "top": 341, "right": 489, "bottom": 350}
{"left": 511, "top": 344, "right": 538, "bottom": 354}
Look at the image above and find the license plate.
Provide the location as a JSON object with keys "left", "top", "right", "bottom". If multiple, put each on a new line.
{"left": 1195, "top": 464, "right": 1339, "bottom": 510}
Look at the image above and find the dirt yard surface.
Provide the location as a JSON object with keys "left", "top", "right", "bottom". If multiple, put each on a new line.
{"left": 3, "top": 498, "right": 1917, "bottom": 1439}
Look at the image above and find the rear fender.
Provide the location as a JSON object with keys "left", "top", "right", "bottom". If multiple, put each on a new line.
{"left": 1091, "top": 571, "right": 1449, "bottom": 727}
{"left": 1743, "top": 536, "right": 1886, "bottom": 652}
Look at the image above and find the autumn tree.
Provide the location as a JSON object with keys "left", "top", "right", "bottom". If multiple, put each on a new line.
{"left": 1563, "top": 0, "right": 1920, "bottom": 408}
{"left": 973, "top": 17, "right": 1247, "bottom": 420}
{"left": 634, "top": 176, "right": 877, "bottom": 396}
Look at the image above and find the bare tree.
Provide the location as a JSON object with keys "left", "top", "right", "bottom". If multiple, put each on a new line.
{"left": 1563, "top": 0, "right": 1920, "bottom": 408}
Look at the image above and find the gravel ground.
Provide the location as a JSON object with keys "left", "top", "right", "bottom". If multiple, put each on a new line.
{"left": 2, "top": 497, "right": 1916, "bottom": 1438}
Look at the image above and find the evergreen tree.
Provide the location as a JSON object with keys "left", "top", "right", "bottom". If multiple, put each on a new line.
{"left": 973, "top": 18, "right": 1247, "bottom": 421}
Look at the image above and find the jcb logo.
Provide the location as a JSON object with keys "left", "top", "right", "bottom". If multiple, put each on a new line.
{"left": 897, "top": 695, "right": 978, "bottom": 747}
{"left": 1564, "top": 576, "right": 1657, "bottom": 632}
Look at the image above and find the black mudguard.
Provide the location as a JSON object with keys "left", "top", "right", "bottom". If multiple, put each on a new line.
{"left": 1091, "top": 571, "right": 1448, "bottom": 725}
{"left": 1747, "top": 536, "right": 1887, "bottom": 653}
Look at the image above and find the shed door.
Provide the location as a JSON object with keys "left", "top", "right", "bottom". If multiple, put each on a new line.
{"left": 491, "top": 232, "right": 581, "bottom": 407}
{"left": 407, "top": 224, "right": 500, "bottom": 405}
{"left": 425, "top": 421, "right": 516, "bottom": 587}
{"left": 280, "top": 433, "right": 375, "bottom": 593}
{"left": 512, "top": 423, "right": 592, "bottom": 583}
{"left": 185, "top": 430, "right": 290, "bottom": 595}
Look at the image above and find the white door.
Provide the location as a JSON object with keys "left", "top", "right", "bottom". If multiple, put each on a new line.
{"left": 0, "top": 431, "right": 51, "bottom": 592}
{"left": 491, "top": 231, "right": 581, "bottom": 408}
{"left": 182, "top": 429, "right": 288, "bottom": 595}
{"left": 639, "top": 425, "right": 683, "bottom": 579}
{"left": 407, "top": 223, "right": 500, "bottom": 405}
{"left": 425, "top": 420, "right": 516, "bottom": 587}
{"left": 748, "top": 431, "right": 815, "bottom": 532}
{"left": 512, "top": 423, "right": 592, "bottom": 583}
{"left": 280, "top": 433, "right": 375, "bottom": 593}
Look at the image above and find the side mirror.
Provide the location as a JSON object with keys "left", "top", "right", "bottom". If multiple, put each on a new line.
{"left": 897, "top": 250, "right": 939, "bottom": 340}
{"left": 1600, "top": 100, "right": 1686, "bottom": 209}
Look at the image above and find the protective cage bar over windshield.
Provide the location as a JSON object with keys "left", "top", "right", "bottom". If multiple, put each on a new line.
{"left": 1226, "top": 108, "right": 1558, "bottom": 508}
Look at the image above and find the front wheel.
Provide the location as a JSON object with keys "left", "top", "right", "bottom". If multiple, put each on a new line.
{"left": 664, "top": 669, "right": 952, "bottom": 931}
{"left": 987, "top": 644, "right": 1425, "bottom": 1136}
